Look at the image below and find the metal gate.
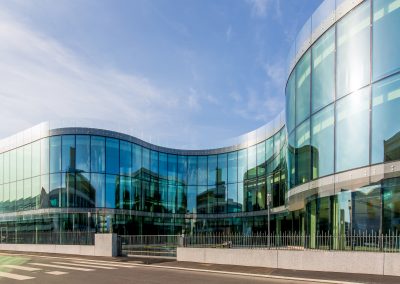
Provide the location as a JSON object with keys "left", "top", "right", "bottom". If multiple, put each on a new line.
{"left": 119, "top": 235, "right": 179, "bottom": 258}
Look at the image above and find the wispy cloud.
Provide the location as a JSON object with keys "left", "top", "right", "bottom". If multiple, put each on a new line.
{"left": 246, "top": 0, "right": 271, "bottom": 17}
{"left": 226, "top": 25, "right": 232, "bottom": 41}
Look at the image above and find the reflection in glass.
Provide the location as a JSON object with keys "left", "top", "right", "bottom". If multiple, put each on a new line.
{"left": 62, "top": 135, "right": 75, "bottom": 172}
{"left": 373, "top": 0, "right": 400, "bottom": 80}
{"left": 311, "top": 105, "right": 334, "bottom": 179}
{"left": 91, "top": 173, "right": 105, "bottom": 208}
{"left": 286, "top": 72, "right": 296, "bottom": 134}
{"left": 50, "top": 136, "right": 61, "bottom": 174}
{"left": 120, "top": 141, "right": 132, "bottom": 176}
{"left": 312, "top": 27, "right": 335, "bottom": 113}
{"left": 296, "top": 119, "right": 311, "bottom": 185}
{"left": 337, "top": 1, "right": 370, "bottom": 98}
{"left": 106, "top": 138, "right": 119, "bottom": 175}
{"left": 91, "top": 136, "right": 105, "bottom": 174}
{"left": 372, "top": 73, "right": 400, "bottom": 163}
{"left": 336, "top": 87, "right": 370, "bottom": 172}
{"left": 227, "top": 152, "right": 237, "bottom": 184}
{"left": 76, "top": 136, "right": 90, "bottom": 173}
{"left": 295, "top": 51, "right": 311, "bottom": 125}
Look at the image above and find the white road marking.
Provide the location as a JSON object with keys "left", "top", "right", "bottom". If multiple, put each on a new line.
{"left": 2, "top": 264, "right": 41, "bottom": 271}
{"left": 46, "top": 271, "right": 68, "bottom": 275}
{"left": 0, "top": 271, "right": 35, "bottom": 280}
{"left": 30, "top": 263, "right": 94, "bottom": 271}
{"left": 70, "top": 260, "right": 135, "bottom": 268}
{"left": 52, "top": 262, "right": 116, "bottom": 270}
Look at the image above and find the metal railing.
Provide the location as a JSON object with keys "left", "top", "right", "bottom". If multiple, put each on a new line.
{"left": 119, "top": 235, "right": 179, "bottom": 257}
{"left": 0, "top": 231, "right": 95, "bottom": 245}
{"left": 182, "top": 232, "right": 400, "bottom": 253}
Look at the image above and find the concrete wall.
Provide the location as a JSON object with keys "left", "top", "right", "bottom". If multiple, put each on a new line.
{"left": 0, "top": 234, "right": 118, "bottom": 257}
{"left": 177, "top": 248, "right": 400, "bottom": 276}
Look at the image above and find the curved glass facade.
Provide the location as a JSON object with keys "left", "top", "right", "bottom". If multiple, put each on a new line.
{"left": 0, "top": 0, "right": 400, "bottom": 238}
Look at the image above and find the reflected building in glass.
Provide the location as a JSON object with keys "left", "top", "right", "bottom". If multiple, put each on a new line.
{"left": 0, "top": 0, "right": 400, "bottom": 239}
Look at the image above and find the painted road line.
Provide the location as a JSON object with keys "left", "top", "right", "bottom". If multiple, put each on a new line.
{"left": 70, "top": 260, "right": 135, "bottom": 268}
{"left": 46, "top": 271, "right": 68, "bottom": 275}
{"left": 30, "top": 263, "right": 94, "bottom": 271}
{"left": 2, "top": 265, "right": 41, "bottom": 271}
{"left": 0, "top": 271, "right": 35, "bottom": 280}
{"left": 52, "top": 262, "right": 116, "bottom": 270}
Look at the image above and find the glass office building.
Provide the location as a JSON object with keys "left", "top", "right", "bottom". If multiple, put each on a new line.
{"left": 0, "top": 0, "right": 399, "bottom": 237}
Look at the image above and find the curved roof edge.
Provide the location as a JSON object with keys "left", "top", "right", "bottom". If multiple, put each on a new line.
{"left": 0, "top": 110, "right": 285, "bottom": 155}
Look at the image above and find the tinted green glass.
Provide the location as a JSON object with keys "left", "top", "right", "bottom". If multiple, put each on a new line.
{"left": 372, "top": 73, "right": 400, "bottom": 163}
{"left": 9, "top": 182, "right": 16, "bottom": 212}
{"left": 132, "top": 177, "right": 141, "bottom": 210}
{"left": 337, "top": 1, "right": 370, "bottom": 98}
{"left": 40, "top": 138, "right": 49, "bottom": 175}
{"left": 150, "top": 150, "right": 159, "bottom": 177}
{"left": 373, "top": 0, "right": 400, "bottom": 80}
{"left": 336, "top": 87, "right": 370, "bottom": 172}
{"left": 31, "top": 141, "right": 40, "bottom": 177}
{"left": 311, "top": 105, "right": 334, "bottom": 179}
{"left": 49, "top": 173, "right": 61, "bottom": 207}
{"left": 120, "top": 176, "right": 131, "bottom": 209}
{"left": 16, "top": 180, "right": 23, "bottom": 211}
{"left": 187, "top": 156, "right": 197, "bottom": 185}
{"left": 17, "top": 147, "right": 23, "bottom": 181}
{"left": 177, "top": 156, "right": 188, "bottom": 185}
{"left": 227, "top": 152, "right": 237, "bottom": 183}
{"left": 91, "top": 173, "right": 105, "bottom": 208}
{"left": 207, "top": 155, "right": 217, "bottom": 186}
{"left": 159, "top": 153, "right": 168, "bottom": 180}
{"left": 40, "top": 174, "right": 49, "bottom": 208}
{"left": 238, "top": 149, "right": 247, "bottom": 183}
{"left": 198, "top": 156, "right": 207, "bottom": 185}
{"left": 90, "top": 136, "right": 105, "bottom": 173}
{"left": 75, "top": 136, "right": 90, "bottom": 173}
{"left": 247, "top": 146, "right": 256, "bottom": 179}
{"left": 10, "top": 150, "right": 16, "bottom": 182}
{"left": 3, "top": 152, "right": 9, "bottom": 183}
{"left": 196, "top": 185, "right": 207, "bottom": 214}
{"left": 295, "top": 51, "right": 311, "bottom": 125}
{"left": 3, "top": 183, "right": 9, "bottom": 212}
{"left": 132, "top": 144, "right": 142, "bottom": 177}
{"left": 51, "top": 137, "right": 63, "bottom": 174}
{"left": 0, "top": 154, "right": 3, "bottom": 184}
{"left": 105, "top": 175, "right": 117, "bottom": 208}
{"left": 257, "top": 142, "right": 266, "bottom": 177}
{"left": 62, "top": 135, "right": 75, "bottom": 172}
{"left": 312, "top": 27, "right": 335, "bottom": 113}
{"left": 32, "top": 176, "right": 40, "bottom": 209}
{"left": 286, "top": 72, "right": 296, "bottom": 134}
{"left": 227, "top": 183, "right": 238, "bottom": 213}
{"left": 167, "top": 183, "right": 176, "bottom": 213}
{"left": 106, "top": 138, "right": 119, "bottom": 175}
{"left": 187, "top": 185, "right": 197, "bottom": 213}
{"left": 217, "top": 154, "right": 227, "bottom": 185}
{"left": 167, "top": 154, "right": 177, "bottom": 183}
{"left": 296, "top": 119, "right": 311, "bottom": 185}
{"left": 142, "top": 148, "right": 150, "bottom": 180}
{"left": 120, "top": 141, "right": 132, "bottom": 176}
{"left": 288, "top": 132, "right": 295, "bottom": 189}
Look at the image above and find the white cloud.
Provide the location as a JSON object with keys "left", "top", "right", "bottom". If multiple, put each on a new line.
{"left": 0, "top": 8, "right": 201, "bottom": 147}
{"left": 246, "top": 0, "right": 271, "bottom": 17}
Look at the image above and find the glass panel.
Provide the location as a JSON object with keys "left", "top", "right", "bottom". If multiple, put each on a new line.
{"left": 17, "top": 180, "right": 23, "bottom": 211}
{"left": 286, "top": 72, "right": 296, "bottom": 134}
{"left": 177, "top": 185, "right": 186, "bottom": 213}
{"left": 353, "top": 185, "right": 381, "bottom": 233}
{"left": 296, "top": 119, "right": 311, "bottom": 185}
{"left": 142, "top": 148, "right": 150, "bottom": 181}
{"left": 120, "top": 176, "right": 131, "bottom": 209}
{"left": 50, "top": 136, "right": 61, "bottom": 173}
{"left": 91, "top": 136, "right": 105, "bottom": 173}
{"left": 3, "top": 184, "right": 9, "bottom": 212}
{"left": 63, "top": 172, "right": 75, "bottom": 208}
{"left": 227, "top": 152, "right": 237, "bottom": 184}
{"left": 32, "top": 176, "right": 40, "bottom": 209}
{"left": 373, "top": 0, "right": 400, "bottom": 80}
{"left": 257, "top": 142, "right": 265, "bottom": 177}
{"left": 187, "top": 185, "right": 197, "bottom": 213}
{"left": 150, "top": 150, "right": 158, "bottom": 178}
{"left": 372, "top": 74, "right": 400, "bottom": 163}
{"left": 207, "top": 155, "right": 217, "bottom": 186}
{"left": 105, "top": 175, "right": 118, "bottom": 208}
{"left": 187, "top": 156, "right": 197, "bottom": 185}
{"left": 295, "top": 51, "right": 311, "bottom": 125}
{"left": 62, "top": 135, "right": 75, "bottom": 172}
{"left": 177, "top": 155, "right": 188, "bottom": 185}
{"left": 167, "top": 154, "right": 177, "bottom": 184}
{"left": 106, "top": 138, "right": 119, "bottom": 175}
{"left": 337, "top": 1, "right": 370, "bottom": 98}
{"left": 288, "top": 133, "right": 296, "bottom": 189}
{"left": 237, "top": 182, "right": 244, "bottom": 212}
{"left": 196, "top": 185, "right": 207, "bottom": 214}
{"left": 10, "top": 150, "right": 16, "bottom": 182}
{"left": 217, "top": 154, "right": 227, "bottom": 185}
{"left": 91, "top": 173, "right": 105, "bottom": 208}
{"left": 247, "top": 145, "right": 257, "bottom": 179}
{"left": 132, "top": 177, "right": 142, "bottom": 210}
{"left": 382, "top": 178, "right": 400, "bottom": 233}
{"left": 198, "top": 156, "right": 207, "bottom": 185}
{"left": 4, "top": 152, "right": 9, "bottom": 184}
{"left": 132, "top": 144, "right": 142, "bottom": 178}
{"left": 31, "top": 141, "right": 40, "bottom": 177}
{"left": 120, "top": 141, "right": 132, "bottom": 176}
{"left": 227, "top": 183, "right": 238, "bottom": 213}
{"left": 312, "top": 27, "right": 335, "bottom": 113}
{"left": 49, "top": 173, "right": 61, "bottom": 207}
{"left": 9, "top": 182, "right": 16, "bottom": 212}
{"left": 40, "top": 174, "right": 49, "bottom": 208}
{"left": 41, "top": 138, "right": 49, "bottom": 175}
{"left": 159, "top": 153, "right": 168, "bottom": 180}
{"left": 257, "top": 178, "right": 266, "bottom": 210}
{"left": 76, "top": 135, "right": 90, "bottom": 173}
{"left": 0, "top": 154, "right": 3, "bottom": 184}
{"left": 167, "top": 184, "right": 176, "bottom": 213}
{"left": 238, "top": 149, "right": 247, "bottom": 183}
{"left": 17, "top": 147, "right": 23, "bottom": 181}
{"left": 336, "top": 87, "right": 370, "bottom": 172}
{"left": 75, "top": 172, "right": 93, "bottom": 208}
{"left": 311, "top": 104, "right": 335, "bottom": 179}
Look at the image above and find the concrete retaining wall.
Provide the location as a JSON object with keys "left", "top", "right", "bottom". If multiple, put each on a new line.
{"left": 0, "top": 234, "right": 118, "bottom": 257}
{"left": 177, "top": 248, "right": 400, "bottom": 276}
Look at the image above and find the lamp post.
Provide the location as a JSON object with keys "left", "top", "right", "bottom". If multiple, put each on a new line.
{"left": 267, "top": 193, "right": 272, "bottom": 248}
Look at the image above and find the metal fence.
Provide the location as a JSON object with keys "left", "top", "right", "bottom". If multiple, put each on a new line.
{"left": 182, "top": 232, "right": 400, "bottom": 253}
{"left": 119, "top": 235, "right": 179, "bottom": 257}
{"left": 0, "top": 231, "right": 95, "bottom": 245}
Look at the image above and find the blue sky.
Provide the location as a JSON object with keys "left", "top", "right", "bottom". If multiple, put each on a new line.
{"left": 0, "top": 0, "right": 321, "bottom": 149}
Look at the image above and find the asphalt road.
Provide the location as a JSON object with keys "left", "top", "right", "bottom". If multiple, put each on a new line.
{"left": 0, "top": 253, "right": 324, "bottom": 284}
